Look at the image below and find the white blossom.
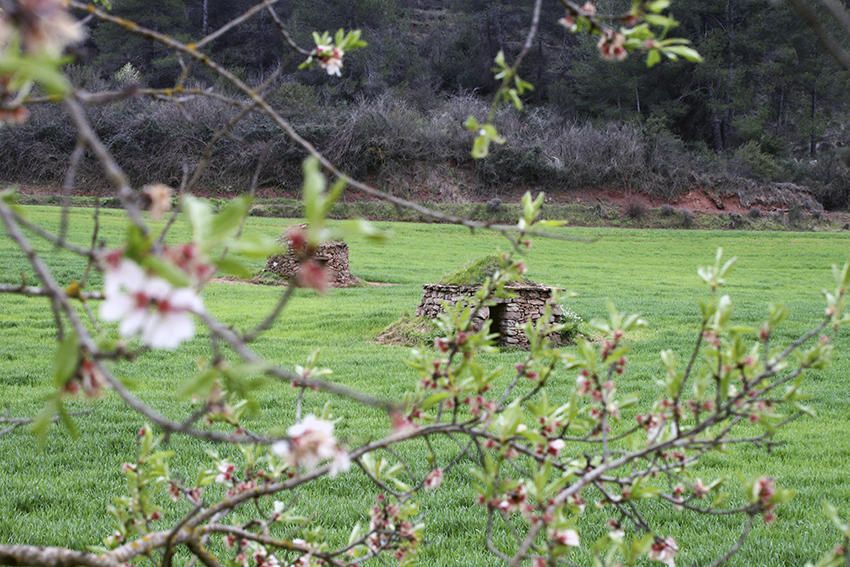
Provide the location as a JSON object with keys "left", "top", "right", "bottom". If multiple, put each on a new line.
{"left": 215, "top": 461, "right": 235, "bottom": 484}
{"left": 272, "top": 415, "right": 350, "bottom": 476}
{"left": 649, "top": 537, "right": 679, "bottom": 567}
{"left": 315, "top": 45, "right": 344, "bottom": 76}
{"left": 4, "top": 0, "right": 86, "bottom": 56}
{"left": 547, "top": 438, "right": 566, "bottom": 456}
{"left": 552, "top": 528, "right": 580, "bottom": 547}
{"left": 424, "top": 468, "right": 443, "bottom": 490}
{"left": 99, "top": 255, "right": 204, "bottom": 350}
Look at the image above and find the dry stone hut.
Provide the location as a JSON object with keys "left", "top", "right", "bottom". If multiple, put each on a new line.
{"left": 415, "top": 257, "right": 564, "bottom": 349}
{"left": 264, "top": 225, "right": 358, "bottom": 287}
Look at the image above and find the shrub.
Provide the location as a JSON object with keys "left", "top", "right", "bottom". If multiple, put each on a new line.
{"left": 728, "top": 212, "right": 744, "bottom": 229}
{"left": 113, "top": 62, "right": 141, "bottom": 85}
{"left": 680, "top": 208, "right": 695, "bottom": 228}
{"left": 660, "top": 203, "right": 675, "bottom": 217}
{"left": 376, "top": 313, "right": 438, "bottom": 346}
{"left": 732, "top": 140, "right": 784, "bottom": 181}
{"left": 624, "top": 199, "right": 646, "bottom": 220}
{"left": 558, "top": 306, "right": 584, "bottom": 344}
{"left": 748, "top": 207, "right": 762, "bottom": 219}
{"left": 788, "top": 204, "right": 805, "bottom": 226}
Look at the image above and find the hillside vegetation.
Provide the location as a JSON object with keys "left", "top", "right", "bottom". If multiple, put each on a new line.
{"left": 2, "top": 1, "right": 850, "bottom": 210}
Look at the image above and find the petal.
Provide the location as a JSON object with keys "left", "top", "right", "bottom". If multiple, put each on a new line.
{"left": 169, "top": 288, "right": 204, "bottom": 313}
{"left": 271, "top": 441, "right": 290, "bottom": 457}
{"left": 105, "top": 260, "right": 145, "bottom": 295}
{"left": 117, "top": 260, "right": 146, "bottom": 289}
{"left": 143, "top": 313, "right": 194, "bottom": 350}
{"left": 329, "top": 451, "right": 351, "bottom": 477}
{"left": 99, "top": 293, "right": 133, "bottom": 322}
{"left": 119, "top": 308, "right": 148, "bottom": 337}
{"left": 144, "top": 277, "right": 173, "bottom": 301}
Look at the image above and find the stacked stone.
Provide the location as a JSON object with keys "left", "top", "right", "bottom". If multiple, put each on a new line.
{"left": 264, "top": 240, "right": 358, "bottom": 287}
{"left": 416, "top": 283, "right": 564, "bottom": 349}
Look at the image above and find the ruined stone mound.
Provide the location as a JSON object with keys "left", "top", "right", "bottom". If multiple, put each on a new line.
{"left": 263, "top": 225, "right": 359, "bottom": 287}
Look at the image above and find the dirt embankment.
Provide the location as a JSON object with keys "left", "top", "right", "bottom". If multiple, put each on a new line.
{"left": 13, "top": 179, "right": 835, "bottom": 219}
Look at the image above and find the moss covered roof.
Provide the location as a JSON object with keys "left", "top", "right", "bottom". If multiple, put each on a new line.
{"left": 438, "top": 255, "right": 538, "bottom": 286}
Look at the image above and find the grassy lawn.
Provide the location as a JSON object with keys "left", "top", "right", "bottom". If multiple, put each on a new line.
{"left": 1, "top": 205, "right": 849, "bottom": 565}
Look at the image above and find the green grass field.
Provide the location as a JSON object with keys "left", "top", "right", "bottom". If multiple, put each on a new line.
{"left": 1, "top": 205, "right": 849, "bottom": 565}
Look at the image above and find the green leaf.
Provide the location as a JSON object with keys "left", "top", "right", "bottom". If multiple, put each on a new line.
{"left": 57, "top": 399, "right": 79, "bottom": 439}
{"left": 0, "top": 186, "right": 25, "bottom": 217}
{"left": 324, "top": 178, "right": 347, "bottom": 215}
{"left": 52, "top": 332, "right": 79, "bottom": 388}
{"left": 664, "top": 45, "right": 703, "bottom": 63}
{"left": 183, "top": 195, "right": 214, "bottom": 244}
{"left": 31, "top": 395, "right": 60, "bottom": 445}
{"left": 537, "top": 219, "right": 567, "bottom": 228}
{"left": 471, "top": 134, "right": 490, "bottom": 159}
{"left": 646, "top": 49, "right": 661, "bottom": 68}
{"left": 209, "top": 195, "right": 252, "bottom": 246}
{"left": 125, "top": 224, "right": 152, "bottom": 262}
{"left": 343, "top": 218, "right": 390, "bottom": 242}
{"left": 142, "top": 255, "right": 191, "bottom": 288}
{"left": 0, "top": 43, "right": 72, "bottom": 96}
{"left": 178, "top": 368, "right": 219, "bottom": 399}
{"left": 507, "top": 89, "right": 523, "bottom": 110}
{"left": 302, "top": 157, "right": 327, "bottom": 230}
{"left": 644, "top": 14, "right": 677, "bottom": 28}
{"left": 228, "top": 233, "right": 284, "bottom": 258}
{"left": 214, "top": 257, "right": 252, "bottom": 279}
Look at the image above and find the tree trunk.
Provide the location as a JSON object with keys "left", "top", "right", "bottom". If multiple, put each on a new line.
{"left": 724, "top": 0, "right": 735, "bottom": 147}
{"left": 708, "top": 82, "right": 725, "bottom": 151}
{"left": 202, "top": 0, "right": 209, "bottom": 35}
{"left": 810, "top": 86, "right": 817, "bottom": 156}
{"left": 535, "top": 35, "right": 544, "bottom": 102}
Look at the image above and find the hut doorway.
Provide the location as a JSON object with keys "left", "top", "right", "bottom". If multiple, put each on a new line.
{"left": 489, "top": 303, "right": 507, "bottom": 340}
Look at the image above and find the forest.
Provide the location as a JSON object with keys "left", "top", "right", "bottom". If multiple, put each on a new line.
{"left": 3, "top": 0, "right": 850, "bottom": 209}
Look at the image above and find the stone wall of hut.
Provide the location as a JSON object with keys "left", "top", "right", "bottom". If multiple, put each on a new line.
{"left": 416, "top": 284, "right": 563, "bottom": 348}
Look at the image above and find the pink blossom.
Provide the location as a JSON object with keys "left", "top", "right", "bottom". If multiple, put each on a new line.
{"left": 4, "top": 0, "right": 86, "bottom": 56}
{"left": 424, "top": 468, "right": 443, "bottom": 490}
{"left": 78, "top": 358, "right": 104, "bottom": 397}
{"left": 142, "top": 183, "right": 173, "bottom": 219}
{"left": 272, "top": 415, "right": 350, "bottom": 476}
{"left": 297, "top": 259, "right": 329, "bottom": 293}
{"left": 315, "top": 44, "right": 344, "bottom": 76}
{"left": 649, "top": 536, "right": 678, "bottom": 566}
{"left": 576, "top": 373, "right": 593, "bottom": 395}
{"left": 581, "top": 2, "right": 597, "bottom": 16}
{"left": 215, "top": 461, "right": 235, "bottom": 484}
{"left": 547, "top": 438, "right": 565, "bottom": 457}
{"left": 552, "top": 528, "right": 580, "bottom": 547}
{"left": 391, "top": 411, "right": 418, "bottom": 435}
{"left": 597, "top": 30, "right": 627, "bottom": 62}
{"left": 693, "top": 478, "right": 709, "bottom": 498}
